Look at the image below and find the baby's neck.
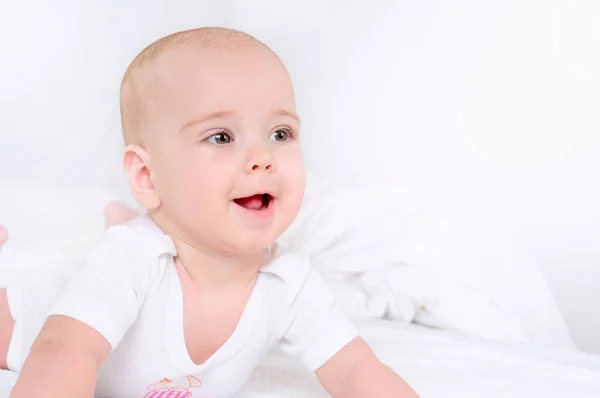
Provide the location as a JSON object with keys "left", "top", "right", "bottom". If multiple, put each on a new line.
{"left": 172, "top": 237, "right": 265, "bottom": 289}
{"left": 149, "top": 212, "right": 266, "bottom": 288}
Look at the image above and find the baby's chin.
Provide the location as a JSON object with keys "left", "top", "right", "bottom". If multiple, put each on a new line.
{"left": 220, "top": 227, "right": 286, "bottom": 257}
{"left": 224, "top": 201, "right": 298, "bottom": 255}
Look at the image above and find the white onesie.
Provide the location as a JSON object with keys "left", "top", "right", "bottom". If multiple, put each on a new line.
{"left": 6, "top": 215, "right": 358, "bottom": 398}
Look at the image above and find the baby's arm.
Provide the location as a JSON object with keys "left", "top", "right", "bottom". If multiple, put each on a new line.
{"left": 278, "top": 264, "right": 419, "bottom": 398}
{"left": 9, "top": 207, "right": 146, "bottom": 398}
{"left": 9, "top": 316, "right": 110, "bottom": 398}
{"left": 316, "top": 337, "right": 419, "bottom": 398}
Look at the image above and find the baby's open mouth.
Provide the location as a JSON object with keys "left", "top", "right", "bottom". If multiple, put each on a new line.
{"left": 233, "top": 193, "right": 273, "bottom": 210}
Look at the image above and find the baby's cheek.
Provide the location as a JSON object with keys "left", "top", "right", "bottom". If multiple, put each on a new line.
{"left": 278, "top": 147, "right": 305, "bottom": 182}
{"left": 175, "top": 170, "right": 225, "bottom": 214}
{"left": 283, "top": 163, "right": 306, "bottom": 198}
{"left": 280, "top": 164, "right": 306, "bottom": 221}
{"left": 155, "top": 170, "right": 198, "bottom": 217}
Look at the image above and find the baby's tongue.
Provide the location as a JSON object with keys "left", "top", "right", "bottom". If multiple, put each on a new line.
{"left": 235, "top": 194, "right": 264, "bottom": 210}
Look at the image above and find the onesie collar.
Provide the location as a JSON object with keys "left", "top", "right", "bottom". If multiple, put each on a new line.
{"left": 125, "top": 213, "right": 178, "bottom": 258}
{"left": 260, "top": 242, "right": 311, "bottom": 286}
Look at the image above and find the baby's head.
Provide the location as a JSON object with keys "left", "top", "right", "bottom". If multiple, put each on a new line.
{"left": 119, "top": 27, "right": 305, "bottom": 256}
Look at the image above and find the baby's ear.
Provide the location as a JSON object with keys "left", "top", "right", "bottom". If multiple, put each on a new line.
{"left": 123, "top": 145, "right": 161, "bottom": 210}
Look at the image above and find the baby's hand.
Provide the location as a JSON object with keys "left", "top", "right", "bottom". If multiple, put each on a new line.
{"left": 0, "top": 226, "right": 7, "bottom": 247}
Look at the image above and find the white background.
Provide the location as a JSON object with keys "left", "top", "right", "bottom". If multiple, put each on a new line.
{"left": 0, "top": 1, "right": 599, "bottom": 352}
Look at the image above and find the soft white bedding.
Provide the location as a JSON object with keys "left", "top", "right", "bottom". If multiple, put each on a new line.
{"left": 1, "top": 320, "right": 599, "bottom": 398}
{"left": 235, "top": 320, "right": 600, "bottom": 397}
{"left": 1, "top": 185, "right": 597, "bottom": 397}
{"left": 1, "top": 183, "right": 575, "bottom": 351}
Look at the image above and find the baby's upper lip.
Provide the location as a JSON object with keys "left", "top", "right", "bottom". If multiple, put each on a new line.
{"left": 233, "top": 191, "right": 275, "bottom": 200}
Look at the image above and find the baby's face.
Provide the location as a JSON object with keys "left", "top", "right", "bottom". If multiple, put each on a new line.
{"left": 144, "top": 44, "right": 305, "bottom": 255}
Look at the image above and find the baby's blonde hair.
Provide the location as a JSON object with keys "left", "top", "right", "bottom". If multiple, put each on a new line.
{"left": 119, "top": 27, "right": 265, "bottom": 146}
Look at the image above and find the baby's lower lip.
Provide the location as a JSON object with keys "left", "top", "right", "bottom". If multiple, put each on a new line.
{"left": 232, "top": 198, "right": 275, "bottom": 218}
{"left": 233, "top": 193, "right": 274, "bottom": 210}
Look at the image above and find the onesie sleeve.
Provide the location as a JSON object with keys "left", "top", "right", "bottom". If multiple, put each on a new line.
{"left": 49, "top": 225, "right": 156, "bottom": 350}
{"left": 277, "top": 265, "right": 359, "bottom": 372}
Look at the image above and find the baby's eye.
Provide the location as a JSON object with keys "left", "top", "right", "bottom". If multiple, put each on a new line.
{"left": 206, "top": 132, "right": 232, "bottom": 144}
{"left": 269, "top": 129, "right": 291, "bottom": 142}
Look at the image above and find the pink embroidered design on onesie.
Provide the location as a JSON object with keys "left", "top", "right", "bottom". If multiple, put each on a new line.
{"left": 144, "top": 376, "right": 202, "bottom": 398}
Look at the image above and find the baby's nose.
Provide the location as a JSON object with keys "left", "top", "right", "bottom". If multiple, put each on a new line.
{"left": 250, "top": 162, "right": 273, "bottom": 172}
{"left": 244, "top": 148, "right": 275, "bottom": 173}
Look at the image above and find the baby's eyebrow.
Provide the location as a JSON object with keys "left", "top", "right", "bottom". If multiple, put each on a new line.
{"left": 181, "top": 109, "right": 301, "bottom": 132}
{"left": 273, "top": 109, "right": 301, "bottom": 126}
{"left": 180, "top": 110, "right": 235, "bottom": 132}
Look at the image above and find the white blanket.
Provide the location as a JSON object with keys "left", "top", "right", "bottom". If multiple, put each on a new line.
{"left": 281, "top": 184, "right": 575, "bottom": 350}
{"left": 1, "top": 320, "right": 599, "bottom": 397}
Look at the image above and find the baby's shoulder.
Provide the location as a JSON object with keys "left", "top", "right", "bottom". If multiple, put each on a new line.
{"left": 90, "top": 214, "right": 176, "bottom": 274}
{"left": 261, "top": 243, "right": 310, "bottom": 275}
{"left": 259, "top": 244, "right": 313, "bottom": 298}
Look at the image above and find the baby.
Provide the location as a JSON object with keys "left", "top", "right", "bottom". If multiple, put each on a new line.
{"left": 0, "top": 28, "right": 418, "bottom": 398}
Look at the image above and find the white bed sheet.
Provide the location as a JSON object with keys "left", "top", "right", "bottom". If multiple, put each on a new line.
{"left": 1, "top": 320, "right": 599, "bottom": 398}
{"left": 237, "top": 320, "right": 600, "bottom": 397}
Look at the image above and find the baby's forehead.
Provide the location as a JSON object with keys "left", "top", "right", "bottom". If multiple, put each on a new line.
{"left": 152, "top": 42, "right": 278, "bottom": 81}
{"left": 120, "top": 29, "right": 294, "bottom": 145}
{"left": 149, "top": 44, "right": 294, "bottom": 104}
